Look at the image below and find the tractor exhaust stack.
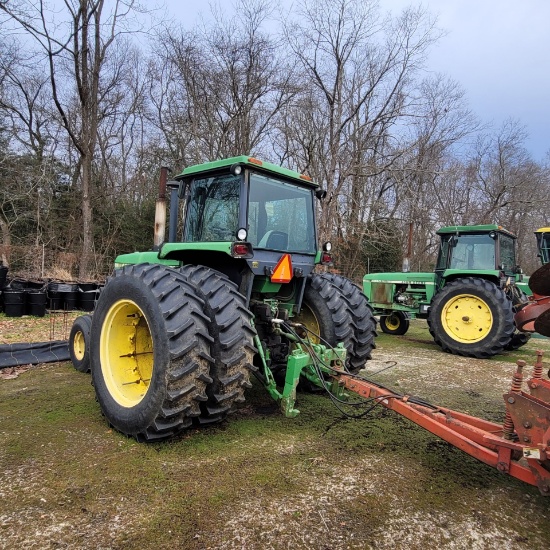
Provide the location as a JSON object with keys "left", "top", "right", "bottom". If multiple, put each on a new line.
{"left": 153, "top": 166, "right": 170, "bottom": 250}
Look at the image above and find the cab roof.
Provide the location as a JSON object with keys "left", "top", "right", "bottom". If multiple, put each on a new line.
{"left": 437, "top": 224, "right": 516, "bottom": 238}
{"left": 176, "top": 156, "right": 319, "bottom": 187}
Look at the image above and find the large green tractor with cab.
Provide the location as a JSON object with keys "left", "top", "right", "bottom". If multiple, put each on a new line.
{"left": 363, "top": 224, "right": 529, "bottom": 358}
{"left": 70, "top": 156, "right": 377, "bottom": 441}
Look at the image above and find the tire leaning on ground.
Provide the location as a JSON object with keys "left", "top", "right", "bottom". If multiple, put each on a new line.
{"left": 90, "top": 263, "right": 214, "bottom": 441}
{"left": 379, "top": 311, "right": 410, "bottom": 336}
{"left": 179, "top": 265, "right": 257, "bottom": 425}
{"left": 69, "top": 314, "right": 93, "bottom": 373}
{"left": 427, "top": 277, "right": 515, "bottom": 358}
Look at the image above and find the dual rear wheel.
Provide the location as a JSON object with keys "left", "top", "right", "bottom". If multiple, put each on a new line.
{"left": 87, "top": 264, "right": 256, "bottom": 441}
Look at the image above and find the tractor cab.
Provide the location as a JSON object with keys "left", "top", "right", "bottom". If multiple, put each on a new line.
{"left": 435, "top": 225, "right": 520, "bottom": 288}
{"left": 168, "top": 157, "right": 329, "bottom": 304}
{"left": 117, "top": 156, "right": 331, "bottom": 308}
{"left": 535, "top": 227, "right": 550, "bottom": 265}
{"left": 181, "top": 164, "right": 317, "bottom": 255}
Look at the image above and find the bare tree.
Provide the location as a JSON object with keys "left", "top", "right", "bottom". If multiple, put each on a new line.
{"left": 148, "top": 0, "right": 296, "bottom": 169}
{"left": 0, "top": 0, "right": 146, "bottom": 278}
{"left": 281, "top": 0, "right": 439, "bottom": 248}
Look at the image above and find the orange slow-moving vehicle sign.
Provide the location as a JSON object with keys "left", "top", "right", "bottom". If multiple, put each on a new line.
{"left": 271, "top": 254, "right": 293, "bottom": 283}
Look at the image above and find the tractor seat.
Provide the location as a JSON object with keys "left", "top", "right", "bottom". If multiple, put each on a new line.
{"left": 258, "top": 230, "right": 289, "bottom": 250}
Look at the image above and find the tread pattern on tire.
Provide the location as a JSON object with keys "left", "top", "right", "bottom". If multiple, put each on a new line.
{"left": 427, "top": 276, "right": 515, "bottom": 359}
{"left": 179, "top": 265, "right": 257, "bottom": 425}
{"left": 310, "top": 273, "right": 377, "bottom": 373}
{"left": 92, "top": 264, "right": 214, "bottom": 441}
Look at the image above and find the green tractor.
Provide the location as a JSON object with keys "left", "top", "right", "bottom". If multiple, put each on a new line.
{"left": 363, "top": 224, "right": 529, "bottom": 358}
{"left": 70, "top": 156, "right": 376, "bottom": 441}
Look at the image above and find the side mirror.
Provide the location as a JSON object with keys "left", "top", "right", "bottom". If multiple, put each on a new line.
{"left": 315, "top": 189, "right": 327, "bottom": 200}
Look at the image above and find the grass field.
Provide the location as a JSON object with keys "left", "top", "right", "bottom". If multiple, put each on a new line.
{"left": 1, "top": 314, "right": 550, "bottom": 549}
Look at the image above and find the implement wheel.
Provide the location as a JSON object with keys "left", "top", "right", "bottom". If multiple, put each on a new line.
{"left": 69, "top": 314, "right": 92, "bottom": 373}
{"left": 380, "top": 311, "right": 409, "bottom": 335}
{"left": 427, "top": 277, "right": 514, "bottom": 358}
{"left": 90, "top": 264, "right": 213, "bottom": 441}
{"left": 179, "top": 265, "right": 257, "bottom": 425}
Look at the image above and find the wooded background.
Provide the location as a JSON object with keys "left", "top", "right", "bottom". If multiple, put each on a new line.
{"left": 0, "top": 0, "right": 548, "bottom": 283}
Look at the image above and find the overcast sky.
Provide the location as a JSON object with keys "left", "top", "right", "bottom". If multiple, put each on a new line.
{"left": 410, "top": 0, "right": 550, "bottom": 162}
{"left": 164, "top": 0, "right": 550, "bottom": 162}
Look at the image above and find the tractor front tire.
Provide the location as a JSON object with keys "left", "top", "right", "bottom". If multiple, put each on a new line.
{"left": 179, "top": 265, "right": 257, "bottom": 425}
{"left": 69, "top": 314, "right": 93, "bottom": 373}
{"left": 427, "top": 277, "right": 515, "bottom": 358}
{"left": 380, "top": 311, "right": 410, "bottom": 335}
{"left": 90, "top": 264, "right": 213, "bottom": 441}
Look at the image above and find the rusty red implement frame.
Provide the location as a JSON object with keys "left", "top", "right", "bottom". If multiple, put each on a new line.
{"left": 336, "top": 351, "right": 550, "bottom": 495}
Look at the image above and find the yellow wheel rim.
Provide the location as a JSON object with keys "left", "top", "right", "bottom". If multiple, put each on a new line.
{"left": 100, "top": 299, "right": 154, "bottom": 408}
{"left": 73, "top": 330, "right": 86, "bottom": 361}
{"left": 385, "top": 314, "right": 401, "bottom": 331}
{"left": 294, "top": 303, "right": 321, "bottom": 344}
{"left": 441, "top": 293, "right": 493, "bottom": 343}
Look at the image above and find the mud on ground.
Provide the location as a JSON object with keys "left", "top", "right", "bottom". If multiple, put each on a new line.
{"left": 1, "top": 316, "right": 550, "bottom": 549}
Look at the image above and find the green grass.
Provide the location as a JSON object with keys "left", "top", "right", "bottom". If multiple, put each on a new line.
{"left": 1, "top": 324, "right": 550, "bottom": 548}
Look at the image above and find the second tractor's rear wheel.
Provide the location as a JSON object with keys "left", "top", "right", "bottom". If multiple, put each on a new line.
{"left": 380, "top": 311, "right": 410, "bottom": 335}
{"left": 90, "top": 264, "right": 213, "bottom": 441}
{"left": 427, "top": 277, "right": 515, "bottom": 358}
{"left": 505, "top": 288, "right": 531, "bottom": 350}
{"left": 179, "top": 265, "right": 257, "bottom": 425}
{"left": 505, "top": 331, "right": 531, "bottom": 351}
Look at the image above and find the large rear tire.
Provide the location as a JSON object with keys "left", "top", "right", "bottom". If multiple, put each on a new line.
{"left": 294, "top": 274, "right": 376, "bottom": 374}
{"left": 90, "top": 264, "right": 213, "bottom": 441}
{"left": 427, "top": 277, "right": 514, "bottom": 358}
{"left": 179, "top": 265, "right": 257, "bottom": 425}
{"left": 69, "top": 314, "right": 93, "bottom": 373}
{"left": 319, "top": 273, "right": 377, "bottom": 372}
{"left": 379, "top": 311, "right": 409, "bottom": 335}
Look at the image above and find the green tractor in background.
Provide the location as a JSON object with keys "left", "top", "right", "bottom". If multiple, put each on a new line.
{"left": 70, "top": 156, "right": 376, "bottom": 441}
{"left": 363, "top": 224, "right": 529, "bottom": 358}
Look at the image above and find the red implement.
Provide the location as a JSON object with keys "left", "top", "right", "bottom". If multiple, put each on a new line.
{"left": 336, "top": 352, "right": 550, "bottom": 495}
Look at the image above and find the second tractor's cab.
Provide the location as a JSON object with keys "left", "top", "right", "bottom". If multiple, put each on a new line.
{"left": 434, "top": 225, "right": 523, "bottom": 289}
